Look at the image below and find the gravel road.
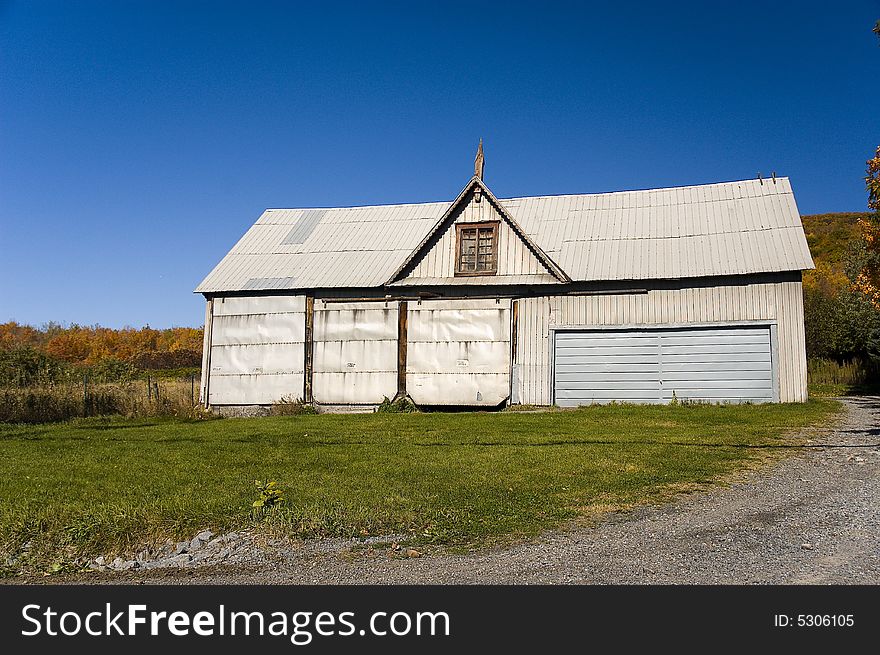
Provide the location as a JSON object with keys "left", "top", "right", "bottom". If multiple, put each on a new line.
{"left": 36, "top": 397, "right": 880, "bottom": 585}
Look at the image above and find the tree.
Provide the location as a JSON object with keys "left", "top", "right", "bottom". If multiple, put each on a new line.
{"left": 868, "top": 145, "right": 880, "bottom": 211}
{"left": 850, "top": 20, "right": 880, "bottom": 306}
{"left": 852, "top": 149, "right": 880, "bottom": 307}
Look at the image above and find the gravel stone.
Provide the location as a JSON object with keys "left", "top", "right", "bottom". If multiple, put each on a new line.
{"left": 167, "top": 554, "right": 192, "bottom": 566}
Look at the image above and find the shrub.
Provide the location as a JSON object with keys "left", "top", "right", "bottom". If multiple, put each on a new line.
{"left": 0, "top": 347, "right": 71, "bottom": 387}
{"left": 270, "top": 396, "right": 317, "bottom": 416}
{"left": 130, "top": 349, "right": 202, "bottom": 370}
{"left": 377, "top": 396, "right": 419, "bottom": 413}
{"left": 85, "top": 358, "right": 138, "bottom": 383}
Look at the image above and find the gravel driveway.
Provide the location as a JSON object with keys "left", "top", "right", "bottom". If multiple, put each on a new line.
{"left": 46, "top": 397, "right": 880, "bottom": 585}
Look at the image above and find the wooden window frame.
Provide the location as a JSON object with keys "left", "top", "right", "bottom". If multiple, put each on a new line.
{"left": 454, "top": 221, "right": 499, "bottom": 276}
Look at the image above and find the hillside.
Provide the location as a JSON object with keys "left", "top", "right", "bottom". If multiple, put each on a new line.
{"left": 800, "top": 212, "right": 869, "bottom": 269}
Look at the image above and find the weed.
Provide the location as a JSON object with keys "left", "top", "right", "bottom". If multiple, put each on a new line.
{"left": 270, "top": 396, "right": 317, "bottom": 416}
{"left": 252, "top": 480, "right": 285, "bottom": 519}
{"left": 377, "top": 395, "right": 418, "bottom": 413}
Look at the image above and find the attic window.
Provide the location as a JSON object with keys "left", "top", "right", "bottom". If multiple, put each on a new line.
{"left": 455, "top": 221, "right": 498, "bottom": 276}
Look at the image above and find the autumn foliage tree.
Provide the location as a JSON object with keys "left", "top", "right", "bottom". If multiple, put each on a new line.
{"left": 0, "top": 322, "right": 203, "bottom": 385}
{"left": 851, "top": 22, "right": 880, "bottom": 305}
{"left": 851, "top": 148, "right": 880, "bottom": 306}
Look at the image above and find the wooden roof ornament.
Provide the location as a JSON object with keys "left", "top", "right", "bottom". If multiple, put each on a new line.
{"left": 474, "top": 139, "right": 485, "bottom": 180}
{"left": 474, "top": 139, "right": 485, "bottom": 203}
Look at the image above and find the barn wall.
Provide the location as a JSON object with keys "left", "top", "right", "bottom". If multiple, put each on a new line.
{"left": 404, "top": 191, "right": 551, "bottom": 279}
{"left": 312, "top": 300, "right": 398, "bottom": 404}
{"left": 515, "top": 276, "right": 806, "bottom": 405}
{"left": 206, "top": 295, "right": 306, "bottom": 405}
{"left": 202, "top": 275, "right": 807, "bottom": 407}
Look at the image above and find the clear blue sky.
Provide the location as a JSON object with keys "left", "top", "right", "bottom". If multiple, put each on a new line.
{"left": 2, "top": 1, "right": 878, "bottom": 329}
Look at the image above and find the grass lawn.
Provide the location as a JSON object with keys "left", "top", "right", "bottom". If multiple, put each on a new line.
{"left": 0, "top": 400, "right": 840, "bottom": 574}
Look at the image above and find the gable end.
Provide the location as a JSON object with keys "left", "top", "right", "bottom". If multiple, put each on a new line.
{"left": 387, "top": 177, "right": 569, "bottom": 285}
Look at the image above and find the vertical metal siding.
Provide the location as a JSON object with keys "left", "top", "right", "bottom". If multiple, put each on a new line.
{"left": 516, "top": 277, "right": 806, "bottom": 405}
{"left": 774, "top": 279, "right": 808, "bottom": 402}
{"left": 517, "top": 296, "right": 551, "bottom": 405}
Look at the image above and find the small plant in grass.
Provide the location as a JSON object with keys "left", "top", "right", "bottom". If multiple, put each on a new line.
{"left": 377, "top": 395, "right": 418, "bottom": 413}
{"left": 270, "top": 396, "right": 317, "bottom": 416}
{"left": 252, "top": 480, "right": 284, "bottom": 518}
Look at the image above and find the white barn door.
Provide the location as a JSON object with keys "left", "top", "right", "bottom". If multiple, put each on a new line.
{"left": 312, "top": 301, "right": 399, "bottom": 404}
{"left": 208, "top": 296, "right": 306, "bottom": 405}
{"left": 406, "top": 299, "right": 511, "bottom": 406}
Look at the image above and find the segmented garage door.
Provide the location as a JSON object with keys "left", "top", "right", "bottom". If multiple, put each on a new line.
{"left": 553, "top": 326, "right": 774, "bottom": 406}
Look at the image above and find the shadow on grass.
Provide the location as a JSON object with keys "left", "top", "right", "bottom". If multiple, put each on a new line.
{"left": 72, "top": 423, "right": 161, "bottom": 431}
{"left": 305, "top": 439, "right": 880, "bottom": 449}
{"left": 461, "top": 440, "right": 880, "bottom": 449}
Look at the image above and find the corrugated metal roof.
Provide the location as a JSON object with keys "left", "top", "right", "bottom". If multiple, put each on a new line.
{"left": 196, "top": 202, "right": 449, "bottom": 292}
{"left": 502, "top": 177, "right": 813, "bottom": 281}
{"left": 195, "top": 177, "right": 813, "bottom": 293}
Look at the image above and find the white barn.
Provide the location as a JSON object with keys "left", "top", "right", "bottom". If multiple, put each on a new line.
{"left": 196, "top": 154, "right": 814, "bottom": 410}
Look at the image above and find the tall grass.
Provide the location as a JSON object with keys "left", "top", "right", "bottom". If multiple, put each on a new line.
{"left": 807, "top": 358, "right": 877, "bottom": 386}
{"left": 0, "top": 378, "right": 208, "bottom": 424}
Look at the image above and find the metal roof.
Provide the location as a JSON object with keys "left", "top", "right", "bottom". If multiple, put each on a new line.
{"left": 195, "top": 177, "right": 813, "bottom": 293}
{"left": 196, "top": 202, "right": 448, "bottom": 292}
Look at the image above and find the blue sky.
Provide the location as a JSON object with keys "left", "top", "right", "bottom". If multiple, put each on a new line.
{"left": 1, "top": 1, "right": 879, "bottom": 328}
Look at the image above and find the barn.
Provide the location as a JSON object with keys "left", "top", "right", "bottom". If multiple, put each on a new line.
{"left": 195, "top": 149, "right": 814, "bottom": 411}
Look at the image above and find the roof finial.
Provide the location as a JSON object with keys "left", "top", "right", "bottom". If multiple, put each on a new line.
{"left": 474, "top": 138, "right": 485, "bottom": 180}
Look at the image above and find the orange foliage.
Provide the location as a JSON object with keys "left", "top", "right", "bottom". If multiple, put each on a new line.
{"left": 0, "top": 321, "right": 203, "bottom": 366}
{"left": 0, "top": 322, "right": 43, "bottom": 350}
{"left": 852, "top": 147, "right": 880, "bottom": 307}
{"left": 868, "top": 145, "right": 880, "bottom": 211}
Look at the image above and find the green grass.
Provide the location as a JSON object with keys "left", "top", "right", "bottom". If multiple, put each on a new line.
{"left": 0, "top": 400, "right": 840, "bottom": 574}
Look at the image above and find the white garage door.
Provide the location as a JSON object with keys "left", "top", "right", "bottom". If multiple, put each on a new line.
{"left": 553, "top": 325, "right": 774, "bottom": 406}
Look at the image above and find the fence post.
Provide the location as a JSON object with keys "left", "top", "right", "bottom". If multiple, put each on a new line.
{"left": 83, "top": 373, "right": 88, "bottom": 417}
{"left": 147, "top": 375, "right": 152, "bottom": 402}
{"left": 190, "top": 375, "right": 195, "bottom": 407}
